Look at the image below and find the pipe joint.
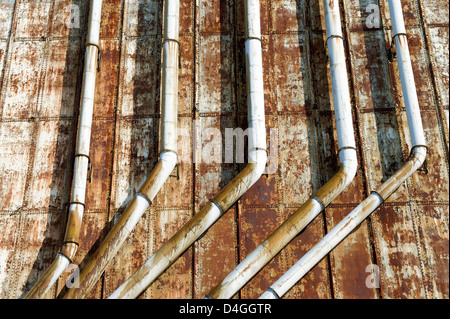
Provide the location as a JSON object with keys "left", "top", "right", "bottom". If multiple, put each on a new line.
{"left": 159, "top": 149, "right": 179, "bottom": 162}
{"left": 265, "top": 287, "right": 280, "bottom": 299}
{"left": 409, "top": 144, "right": 428, "bottom": 159}
{"left": 392, "top": 32, "right": 407, "bottom": 42}
{"left": 370, "top": 190, "right": 384, "bottom": 204}
{"left": 310, "top": 195, "right": 325, "bottom": 211}
{"left": 246, "top": 36, "right": 262, "bottom": 42}
{"left": 60, "top": 242, "right": 79, "bottom": 263}
{"left": 163, "top": 38, "right": 180, "bottom": 45}
{"left": 136, "top": 193, "right": 152, "bottom": 206}
{"left": 326, "top": 34, "right": 344, "bottom": 42}
{"left": 85, "top": 42, "right": 101, "bottom": 72}
{"left": 209, "top": 199, "right": 224, "bottom": 216}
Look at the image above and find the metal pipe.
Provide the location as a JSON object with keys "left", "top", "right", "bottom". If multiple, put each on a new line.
{"left": 107, "top": 0, "right": 267, "bottom": 299}
{"left": 62, "top": 0, "right": 180, "bottom": 299}
{"left": 205, "top": 0, "right": 357, "bottom": 299}
{"left": 259, "top": 0, "right": 427, "bottom": 299}
{"left": 24, "top": 0, "right": 103, "bottom": 299}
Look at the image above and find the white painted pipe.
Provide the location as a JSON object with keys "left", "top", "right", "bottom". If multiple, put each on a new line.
{"left": 259, "top": 0, "right": 427, "bottom": 299}
{"left": 108, "top": 0, "right": 267, "bottom": 299}
{"left": 389, "top": 1, "right": 426, "bottom": 148}
{"left": 24, "top": 0, "right": 103, "bottom": 299}
{"left": 205, "top": 0, "right": 357, "bottom": 299}
{"left": 62, "top": 0, "right": 179, "bottom": 299}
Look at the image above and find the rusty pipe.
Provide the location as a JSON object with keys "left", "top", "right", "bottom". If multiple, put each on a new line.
{"left": 260, "top": 146, "right": 427, "bottom": 299}
{"left": 62, "top": 0, "right": 180, "bottom": 299}
{"left": 24, "top": 0, "right": 103, "bottom": 299}
{"left": 205, "top": 0, "right": 357, "bottom": 299}
{"left": 259, "top": 0, "right": 427, "bottom": 298}
{"left": 107, "top": 0, "right": 267, "bottom": 299}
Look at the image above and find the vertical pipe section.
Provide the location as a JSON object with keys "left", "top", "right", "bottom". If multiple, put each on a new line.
{"left": 205, "top": 0, "right": 357, "bottom": 299}
{"left": 259, "top": 0, "right": 427, "bottom": 299}
{"left": 62, "top": 0, "right": 179, "bottom": 299}
{"left": 24, "top": 0, "right": 103, "bottom": 299}
{"left": 107, "top": 0, "right": 267, "bottom": 299}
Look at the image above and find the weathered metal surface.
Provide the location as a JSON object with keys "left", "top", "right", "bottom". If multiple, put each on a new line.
{"left": 0, "top": 0, "right": 447, "bottom": 299}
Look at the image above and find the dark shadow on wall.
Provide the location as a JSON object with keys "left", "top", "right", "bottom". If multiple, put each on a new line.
{"left": 20, "top": 0, "right": 88, "bottom": 298}
{"left": 190, "top": 0, "right": 239, "bottom": 298}
{"left": 218, "top": 0, "right": 335, "bottom": 300}
{"left": 306, "top": 0, "right": 337, "bottom": 192}
{"left": 56, "top": 1, "right": 164, "bottom": 299}
{"left": 358, "top": 0, "right": 403, "bottom": 183}
{"left": 273, "top": 0, "right": 336, "bottom": 299}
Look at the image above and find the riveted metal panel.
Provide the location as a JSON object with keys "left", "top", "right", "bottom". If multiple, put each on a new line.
{"left": 371, "top": 205, "right": 428, "bottom": 298}
{"left": 197, "top": 35, "right": 235, "bottom": 114}
{"left": 282, "top": 213, "right": 332, "bottom": 299}
{"left": 0, "top": 214, "right": 20, "bottom": 299}
{"left": 14, "top": 1, "right": 51, "bottom": 40}
{"left": 278, "top": 114, "right": 315, "bottom": 204}
{"left": 419, "top": 0, "right": 449, "bottom": 25}
{"left": 112, "top": 117, "right": 158, "bottom": 209}
{"left": 414, "top": 204, "right": 449, "bottom": 298}
{"left": 0, "top": 1, "right": 15, "bottom": 40}
{"left": 50, "top": 0, "right": 87, "bottom": 39}
{"left": 0, "top": 0, "right": 447, "bottom": 300}
{"left": 84, "top": 119, "right": 115, "bottom": 210}
{"left": 39, "top": 39, "right": 81, "bottom": 118}
{"left": 0, "top": 121, "right": 34, "bottom": 211}
{"left": 148, "top": 209, "right": 193, "bottom": 299}
{"left": 428, "top": 27, "right": 449, "bottom": 110}
{"left": 273, "top": 33, "right": 312, "bottom": 113}
{"left": 238, "top": 207, "right": 283, "bottom": 299}
{"left": 12, "top": 211, "right": 64, "bottom": 299}
{"left": 325, "top": 206, "right": 377, "bottom": 298}
{"left": 2, "top": 41, "right": 46, "bottom": 119}
{"left": 193, "top": 114, "right": 238, "bottom": 298}
{"left": 27, "top": 120, "right": 73, "bottom": 210}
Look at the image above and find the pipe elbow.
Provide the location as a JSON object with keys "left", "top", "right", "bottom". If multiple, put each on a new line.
{"left": 159, "top": 151, "right": 178, "bottom": 173}
{"left": 60, "top": 242, "right": 79, "bottom": 262}
{"left": 376, "top": 145, "right": 427, "bottom": 201}
{"left": 313, "top": 148, "right": 357, "bottom": 207}
{"left": 248, "top": 149, "right": 268, "bottom": 186}
{"left": 138, "top": 151, "right": 178, "bottom": 201}
{"left": 339, "top": 148, "right": 358, "bottom": 189}
{"left": 410, "top": 145, "right": 427, "bottom": 166}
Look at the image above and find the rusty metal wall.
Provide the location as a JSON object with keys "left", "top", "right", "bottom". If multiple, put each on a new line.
{"left": 0, "top": 0, "right": 447, "bottom": 299}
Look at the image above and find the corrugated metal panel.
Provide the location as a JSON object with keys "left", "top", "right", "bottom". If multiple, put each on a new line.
{"left": 0, "top": 0, "right": 447, "bottom": 299}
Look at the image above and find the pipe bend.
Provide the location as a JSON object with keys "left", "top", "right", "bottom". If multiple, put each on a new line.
{"left": 410, "top": 145, "right": 427, "bottom": 165}
{"left": 138, "top": 151, "right": 177, "bottom": 201}
{"left": 313, "top": 148, "right": 357, "bottom": 207}
{"left": 377, "top": 145, "right": 427, "bottom": 200}
{"left": 248, "top": 149, "right": 268, "bottom": 184}
{"left": 159, "top": 151, "right": 178, "bottom": 176}
{"left": 23, "top": 254, "right": 71, "bottom": 299}
{"left": 213, "top": 150, "right": 267, "bottom": 213}
{"left": 338, "top": 147, "right": 358, "bottom": 187}
{"left": 63, "top": 152, "right": 177, "bottom": 299}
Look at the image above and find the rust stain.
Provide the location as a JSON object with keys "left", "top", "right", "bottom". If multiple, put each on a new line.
{"left": 0, "top": 0, "right": 447, "bottom": 300}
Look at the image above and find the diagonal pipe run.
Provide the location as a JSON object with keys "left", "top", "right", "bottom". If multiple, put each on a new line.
{"left": 259, "top": 0, "right": 427, "bottom": 299}
{"left": 205, "top": 0, "right": 358, "bottom": 299}
{"left": 62, "top": 0, "right": 180, "bottom": 299}
{"left": 24, "top": 0, "right": 103, "bottom": 299}
{"left": 107, "top": 0, "right": 268, "bottom": 299}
